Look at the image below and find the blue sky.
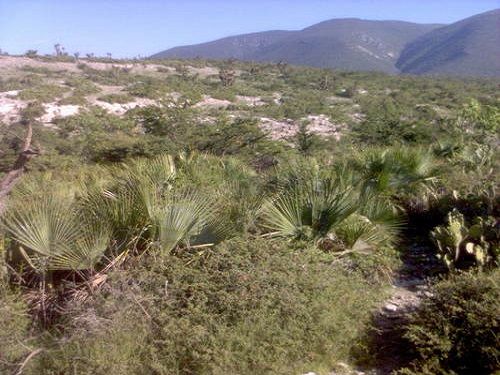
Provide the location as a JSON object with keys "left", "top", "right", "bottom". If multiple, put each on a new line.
{"left": 1, "top": 0, "right": 498, "bottom": 57}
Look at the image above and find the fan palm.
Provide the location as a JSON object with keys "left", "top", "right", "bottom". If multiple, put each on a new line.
{"left": 259, "top": 168, "right": 402, "bottom": 252}
{"left": 259, "top": 175, "right": 358, "bottom": 241}
{"left": 336, "top": 196, "right": 402, "bottom": 251}
{"left": 81, "top": 154, "right": 227, "bottom": 254}
{"left": 354, "top": 147, "right": 438, "bottom": 196}
{"left": 2, "top": 194, "right": 110, "bottom": 273}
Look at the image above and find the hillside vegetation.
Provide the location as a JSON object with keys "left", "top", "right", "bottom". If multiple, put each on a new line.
{"left": 153, "top": 19, "right": 442, "bottom": 74}
{"left": 0, "top": 55, "right": 499, "bottom": 374}
{"left": 397, "top": 9, "right": 500, "bottom": 77}
{"left": 153, "top": 9, "right": 500, "bottom": 77}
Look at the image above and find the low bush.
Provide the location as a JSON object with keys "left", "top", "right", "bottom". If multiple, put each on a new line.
{"left": 0, "top": 240, "right": 34, "bottom": 374}
{"left": 31, "top": 238, "right": 389, "bottom": 374}
{"left": 97, "top": 93, "right": 135, "bottom": 103}
{"left": 399, "top": 270, "right": 500, "bottom": 374}
{"left": 18, "top": 84, "right": 69, "bottom": 103}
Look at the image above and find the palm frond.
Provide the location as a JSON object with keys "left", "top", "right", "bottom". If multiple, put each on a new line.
{"left": 260, "top": 191, "right": 304, "bottom": 238}
{"left": 49, "top": 224, "right": 111, "bottom": 270}
{"left": 154, "top": 190, "right": 218, "bottom": 253}
{"left": 259, "top": 175, "right": 358, "bottom": 240}
{"left": 2, "top": 195, "right": 110, "bottom": 272}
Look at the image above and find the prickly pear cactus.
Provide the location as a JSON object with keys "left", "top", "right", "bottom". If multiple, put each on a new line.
{"left": 431, "top": 209, "right": 468, "bottom": 269}
{"left": 431, "top": 209, "right": 499, "bottom": 270}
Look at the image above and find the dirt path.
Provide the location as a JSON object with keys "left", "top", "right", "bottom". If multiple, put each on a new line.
{"left": 361, "top": 241, "right": 444, "bottom": 374}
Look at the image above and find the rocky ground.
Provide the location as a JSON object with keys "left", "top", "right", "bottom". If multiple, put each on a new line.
{"left": 363, "top": 241, "right": 444, "bottom": 375}
{"left": 0, "top": 56, "right": 351, "bottom": 142}
{"left": 302, "top": 239, "right": 444, "bottom": 375}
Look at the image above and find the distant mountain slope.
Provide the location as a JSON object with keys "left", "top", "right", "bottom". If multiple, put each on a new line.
{"left": 152, "top": 19, "right": 442, "bottom": 73}
{"left": 396, "top": 9, "right": 500, "bottom": 77}
{"left": 158, "top": 30, "right": 293, "bottom": 60}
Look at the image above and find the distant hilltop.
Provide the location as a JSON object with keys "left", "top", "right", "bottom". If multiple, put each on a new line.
{"left": 152, "top": 9, "right": 500, "bottom": 77}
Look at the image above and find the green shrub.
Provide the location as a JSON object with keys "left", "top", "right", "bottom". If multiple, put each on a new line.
{"left": 34, "top": 238, "right": 388, "bottom": 374}
{"left": 97, "top": 93, "right": 135, "bottom": 104}
{"left": 0, "top": 288, "right": 33, "bottom": 374}
{"left": 18, "top": 84, "right": 69, "bottom": 103}
{"left": 399, "top": 270, "right": 500, "bottom": 374}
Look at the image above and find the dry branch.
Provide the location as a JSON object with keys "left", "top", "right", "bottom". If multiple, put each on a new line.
{"left": 0, "top": 123, "right": 38, "bottom": 215}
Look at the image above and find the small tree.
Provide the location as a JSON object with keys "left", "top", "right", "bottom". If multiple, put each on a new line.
{"left": 25, "top": 49, "right": 38, "bottom": 58}
{"left": 277, "top": 60, "right": 289, "bottom": 77}
{"left": 53, "top": 43, "right": 68, "bottom": 57}
{"left": 295, "top": 121, "right": 319, "bottom": 155}
{"left": 319, "top": 73, "right": 335, "bottom": 91}
{"left": 0, "top": 102, "right": 43, "bottom": 215}
{"left": 219, "top": 66, "right": 235, "bottom": 87}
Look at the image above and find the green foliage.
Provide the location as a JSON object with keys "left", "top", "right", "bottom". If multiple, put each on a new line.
{"left": 0, "top": 285, "right": 33, "bottom": 374}
{"left": 351, "top": 147, "right": 438, "bottom": 197}
{"left": 259, "top": 165, "right": 401, "bottom": 251}
{"left": 32, "top": 238, "right": 388, "bottom": 375}
{"left": 77, "top": 64, "right": 134, "bottom": 85}
{"left": 294, "top": 121, "right": 322, "bottom": 155}
{"left": 1, "top": 57, "right": 498, "bottom": 374}
{"left": 399, "top": 270, "right": 500, "bottom": 375}
{"left": 431, "top": 209, "right": 499, "bottom": 270}
{"left": 18, "top": 84, "right": 69, "bottom": 103}
{"left": 80, "top": 154, "right": 226, "bottom": 254}
{"left": 455, "top": 99, "right": 499, "bottom": 139}
{"left": 126, "top": 78, "right": 172, "bottom": 98}
{"left": 133, "top": 104, "right": 195, "bottom": 137}
{"left": 97, "top": 93, "right": 135, "bottom": 103}
{"left": 2, "top": 192, "right": 111, "bottom": 272}
{"left": 353, "top": 96, "right": 434, "bottom": 145}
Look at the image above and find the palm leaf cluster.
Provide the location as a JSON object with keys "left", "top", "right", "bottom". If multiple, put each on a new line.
{"left": 80, "top": 154, "right": 224, "bottom": 254}
{"left": 2, "top": 154, "right": 227, "bottom": 276}
{"left": 353, "top": 147, "right": 438, "bottom": 196}
{"left": 259, "top": 168, "right": 402, "bottom": 251}
{"left": 1, "top": 149, "right": 427, "bottom": 274}
{"left": 3, "top": 193, "right": 110, "bottom": 272}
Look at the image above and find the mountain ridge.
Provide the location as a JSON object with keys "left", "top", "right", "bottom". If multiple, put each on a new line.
{"left": 152, "top": 18, "right": 442, "bottom": 73}
{"left": 152, "top": 10, "right": 500, "bottom": 76}
{"left": 396, "top": 9, "right": 500, "bottom": 77}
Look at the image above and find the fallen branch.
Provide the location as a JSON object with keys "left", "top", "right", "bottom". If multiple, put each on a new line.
{"left": 0, "top": 123, "right": 38, "bottom": 215}
{"left": 14, "top": 348, "right": 43, "bottom": 375}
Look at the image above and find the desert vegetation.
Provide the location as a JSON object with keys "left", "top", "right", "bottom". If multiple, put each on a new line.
{"left": 0, "top": 55, "right": 498, "bottom": 374}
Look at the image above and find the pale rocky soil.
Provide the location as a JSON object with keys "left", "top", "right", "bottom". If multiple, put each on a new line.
{"left": 186, "top": 65, "right": 219, "bottom": 77}
{"left": 260, "top": 114, "right": 343, "bottom": 141}
{"left": 0, "top": 55, "right": 215, "bottom": 77}
{"left": 0, "top": 86, "right": 159, "bottom": 124}
{"left": 235, "top": 95, "right": 266, "bottom": 107}
{"left": 40, "top": 103, "right": 80, "bottom": 124}
{"left": 1, "top": 56, "right": 346, "bottom": 141}
{"left": 194, "top": 95, "right": 232, "bottom": 109}
{"left": 92, "top": 98, "right": 159, "bottom": 116}
{"left": 0, "top": 90, "right": 26, "bottom": 123}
